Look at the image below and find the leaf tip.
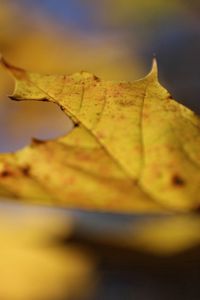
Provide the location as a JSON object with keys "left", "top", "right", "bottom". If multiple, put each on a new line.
{"left": 0, "top": 56, "right": 15, "bottom": 71}
{"left": 147, "top": 57, "right": 158, "bottom": 80}
{"left": 0, "top": 57, "right": 27, "bottom": 80}
{"left": 152, "top": 56, "right": 158, "bottom": 73}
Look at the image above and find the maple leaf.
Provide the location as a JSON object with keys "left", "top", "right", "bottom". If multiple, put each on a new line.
{"left": 0, "top": 58, "right": 200, "bottom": 212}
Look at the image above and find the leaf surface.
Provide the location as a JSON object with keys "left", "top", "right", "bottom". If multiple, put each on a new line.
{"left": 0, "top": 58, "right": 200, "bottom": 212}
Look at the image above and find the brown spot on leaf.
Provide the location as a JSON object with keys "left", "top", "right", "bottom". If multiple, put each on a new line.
{"left": 172, "top": 174, "right": 185, "bottom": 187}
{"left": 167, "top": 93, "right": 173, "bottom": 99}
{"left": 93, "top": 75, "right": 100, "bottom": 82}
{"left": 0, "top": 170, "right": 12, "bottom": 177}
{"left": 21, "top": 166, "right": 30, "bottom": 176}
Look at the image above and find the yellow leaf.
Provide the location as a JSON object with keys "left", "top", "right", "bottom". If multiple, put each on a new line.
{"left": 0, "top": 58, "right": 200, "bottom": 212}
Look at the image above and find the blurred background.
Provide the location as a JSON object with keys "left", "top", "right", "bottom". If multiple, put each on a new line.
{"left": 0, "top": 0, "right": 200, "bottom": 152}
{"left": 1, "top": 1, "right": 200, "bottom": 299}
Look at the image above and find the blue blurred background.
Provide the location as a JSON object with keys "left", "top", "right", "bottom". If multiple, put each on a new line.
{"left": 0, "top": 0, "right": 200, "bottom": 152}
